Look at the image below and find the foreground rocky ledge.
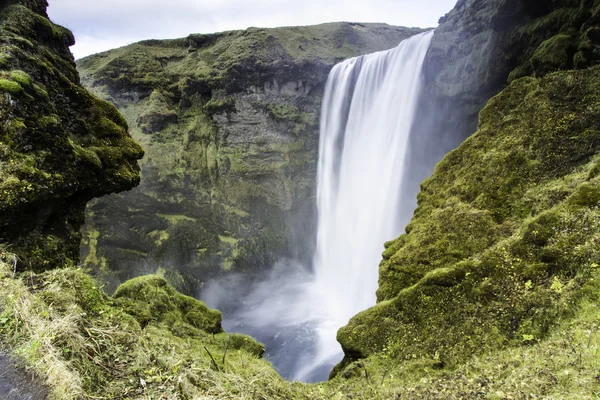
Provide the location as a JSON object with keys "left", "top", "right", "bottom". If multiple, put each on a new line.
{"left": 0, "top": 0, "right": 143, "bottom": 272}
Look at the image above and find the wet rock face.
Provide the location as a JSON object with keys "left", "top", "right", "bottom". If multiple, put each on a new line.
{"left": 76, "top": 23, "right": 424, "bottom": 292}
{"left": 0, "top": 0, "right": 143, "bottom": 271}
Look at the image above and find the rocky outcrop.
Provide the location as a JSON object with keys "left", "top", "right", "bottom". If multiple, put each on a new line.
{"left": 76, "top": 23, "right": 425, "bottom": 292}
{"left": 0, "top": 0, "right": 143, "bottom": 271}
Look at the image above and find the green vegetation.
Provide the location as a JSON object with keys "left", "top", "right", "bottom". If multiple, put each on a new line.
{"left": 0, "top": 78, "right": 22, "bottom": 93}
{"left": 507, "top": 0, "right": 600, "bottom": 81}
{"left": 77, "top": 21, "right": 420, "bottom": 291}
{"left": 113, "top": 275, "right": 223, "bottom": 334}
{"left": 0, "top": 261, "right": 274, "bottom": 399}
{"left": 1, "top": 0, "right": 600, "bottom": 399}
{"left": 0, "top": 257, "right": 598, "bottom": 399}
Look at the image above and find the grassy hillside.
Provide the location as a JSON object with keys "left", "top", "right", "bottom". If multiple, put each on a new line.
{"left": 335, "top": 64, "right": 600, "bottom": 393}
{"left": 0, "top": 253, "right": 597, "bottom": 398}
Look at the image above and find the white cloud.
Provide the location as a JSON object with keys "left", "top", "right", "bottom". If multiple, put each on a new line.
{"left": 47, "top": 0, "right": 457, "bottom": 59}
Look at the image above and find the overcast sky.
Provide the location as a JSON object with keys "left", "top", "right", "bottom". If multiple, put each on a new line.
{"left": 47, "top": 0, "right": 458, "bottom": 59}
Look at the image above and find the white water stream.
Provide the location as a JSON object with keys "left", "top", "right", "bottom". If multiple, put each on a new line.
{"left": 205, "top": 31, "right": 434, "bottom": 382}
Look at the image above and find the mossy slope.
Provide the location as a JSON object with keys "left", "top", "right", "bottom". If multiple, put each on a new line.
{"left": 0, "top": 261, "right": 270, "bottom": 399}
{"left": 336, "top": 65, "right": 600, "bottom": 383}
{"left": 76, "top": 23, "right": 424, "bottom": 291}
{"left": 0, "top": 0, "right": 143, "bottom": 271}
{"left": 406, "top": 0, "right": 600, "bottom": 211}
{"left": 1, "top": 260, "right": 598, "bottom": 398}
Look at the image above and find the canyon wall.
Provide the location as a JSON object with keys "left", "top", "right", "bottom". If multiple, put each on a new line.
{"left": 77, "top": 23, "right": 424, "bottom": 292}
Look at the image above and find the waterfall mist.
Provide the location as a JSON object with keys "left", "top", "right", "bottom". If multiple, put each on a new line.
{"left": 202, "top": 31, "right": 434, "bottom": 382}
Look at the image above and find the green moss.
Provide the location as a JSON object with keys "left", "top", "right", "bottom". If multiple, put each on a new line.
{"left": 113, "top": 275, "right": 222, "bottom": 335}
{"left": 69, "top": 140, "right": 103, "bottom": 169}
{"left": 0, "top": 1, "right": 143, "bottom": 272}
{"left": 0, "top": 78, "right": 21, "bottom": 93}
{"left": 8, "top": 69, "right": 31, "bottom": 86}
{"left": 137, "top": 89, "right": 178, "bottom": 134}
{"left": 530, "top": 33, "right": 575, "bottom": 75}
{"left": 218, "top": 235, "right": 239, "bottom": 245}
{"left": 204, "top": 96, "right": 235, "bottom": 114}
{"left": 157, "top": 214, "right": 196, "bottom": 224}
{"left": 0, "top": 53, "right": 12, "bottom": 67}
{"left": 148, "top": 229, "right": 169, "bottom": 246}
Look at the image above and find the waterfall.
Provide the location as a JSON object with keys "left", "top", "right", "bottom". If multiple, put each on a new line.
{"left": 203, "top": 31, "right": 434, "bottom": 382}
{"left": 304, "top": 30, "right": 434, "bottom": 378}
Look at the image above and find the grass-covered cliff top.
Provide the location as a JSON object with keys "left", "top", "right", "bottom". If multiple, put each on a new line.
{"left": 77, "top": 22, "right": 426, "bottom": 94}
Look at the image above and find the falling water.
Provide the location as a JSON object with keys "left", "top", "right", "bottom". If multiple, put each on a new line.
{"left": 203, "top": 31, "right": 434, "bottom": 382}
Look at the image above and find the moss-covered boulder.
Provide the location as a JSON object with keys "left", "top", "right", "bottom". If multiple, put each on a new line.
{"left": 113, "top": 275, "right": 223, "bottom": 335}
{"left": 76, "top": 23, "right": 425, "bottom": 291}
{"left": 335, "top": 65, "right": 600, "bottom": 376}
{"left": 0, "top": 0, "right": 143, "bottom": 271}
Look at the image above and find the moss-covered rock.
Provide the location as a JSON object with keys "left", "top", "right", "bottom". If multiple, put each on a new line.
{"left": 76, "top": 23, "right": 425, "bottom": 292}
{"left": 113, "top": 275, "right": 223, "bottom": 334}
{"left": 0, "top": 0, "right": 143, "bottom": 271}
{"left": 405, "top": 0, "right": 600, "bottom": 215}
{"left": 1, "top": 251, "right": 599, "bottom": 398}
{"left": 0, "top": 259, "right": 272, "bottom": 399}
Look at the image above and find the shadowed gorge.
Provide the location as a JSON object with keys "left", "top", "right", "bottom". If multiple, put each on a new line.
{"left": 0, "top": 0, "right": 599, "bottom": 398}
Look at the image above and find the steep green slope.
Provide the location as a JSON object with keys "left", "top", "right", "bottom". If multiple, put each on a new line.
{"left": 406, "top": 0, "right": 600, "bottom": 202}
{"left": 336, "top": 63, "right": 600, "bottom": 382}
{"left": 76, "top": 23, "right": 425, "bottom": 291}
{"left": 0, "top": 0, "right": 143, "bottom": 271}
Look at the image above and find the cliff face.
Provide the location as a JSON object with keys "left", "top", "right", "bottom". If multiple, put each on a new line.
{"left": 336, "top": 0, "right": 600, "bottom": 378}
{"left": 0, "top": 0, "right": 143, "bottom": 271}
{"left": 403, "top": 0, "right": 600, "bottom": 214}
{"left": 76, "top": 23, "right": 425, "bottom": 291}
